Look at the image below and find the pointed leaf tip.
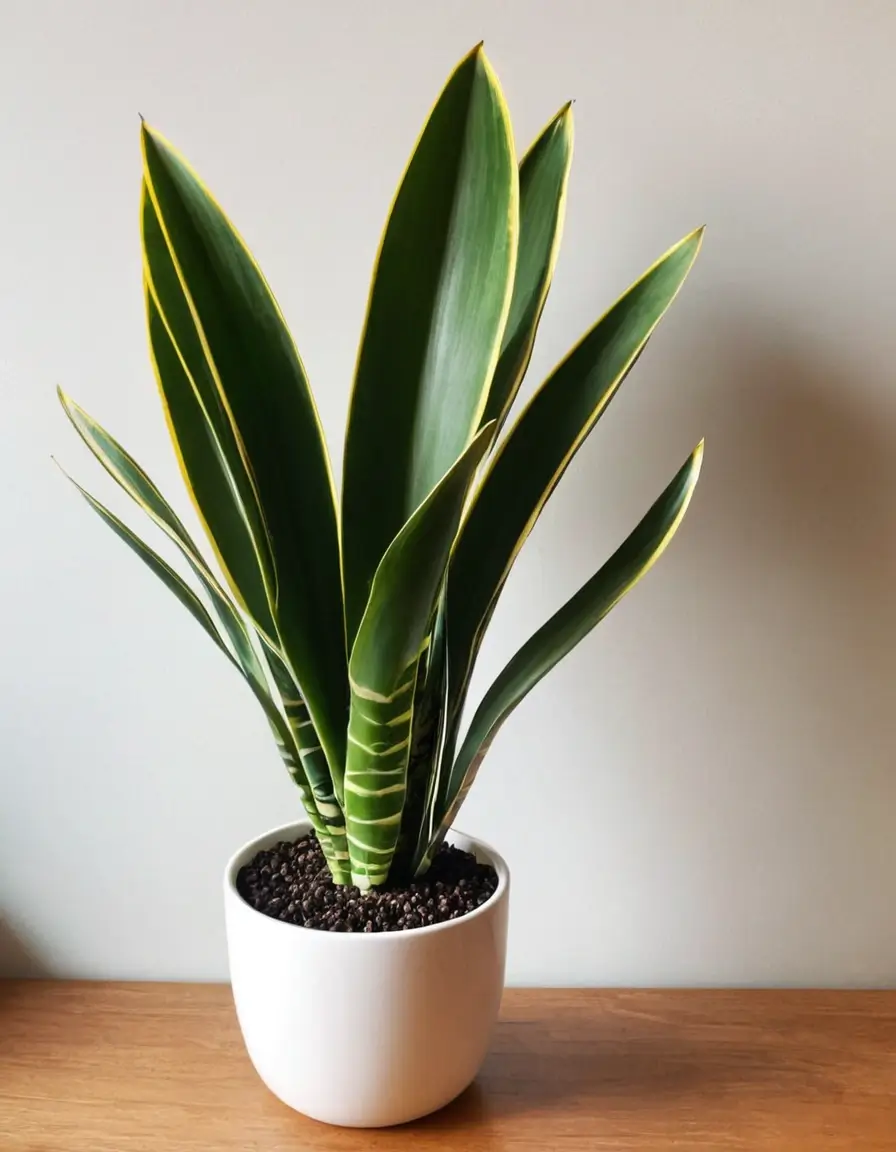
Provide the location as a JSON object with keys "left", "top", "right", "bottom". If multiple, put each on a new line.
{"left": 456, "top": 41, "right": 486, "bottom": 69}
{"left": 139, "top": 120, "right": 166, "bottom": 165}
{"left": 546, "top": 102, "right": 574, "bottom": 133}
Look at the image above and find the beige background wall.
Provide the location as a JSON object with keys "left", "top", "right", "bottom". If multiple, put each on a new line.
{"left": 2, "top": 0, "right": 894, "bottom": 984}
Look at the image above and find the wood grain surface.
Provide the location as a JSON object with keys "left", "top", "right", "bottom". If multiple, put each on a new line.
{"left": 1, "top": 982, "right": 894, "bottom": 1149}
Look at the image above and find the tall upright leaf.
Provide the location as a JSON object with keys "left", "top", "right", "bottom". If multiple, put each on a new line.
{"left": 141, "top": 124, "right": 348, "bottom": 782}
{"left": 344, "top": 427, "right": 492, "bottom": 888}
{"left": 142, "top": 196, "right": 276, "bottom": 640}
{"left": 445, "top": 229, "right": 703, "bottom": 741}
{"left": 479, "top": 102, "right": 574, "bottom": 440}
{"left": 419, "top": 442, "right": 705, "bottom": 871}
{"left": 341, "top": 44, "right": 518, "bottom": 645}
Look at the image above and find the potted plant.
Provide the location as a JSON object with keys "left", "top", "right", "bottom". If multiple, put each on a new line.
{"left": 58, "top": 44, "right": 704, "bottom": 1127}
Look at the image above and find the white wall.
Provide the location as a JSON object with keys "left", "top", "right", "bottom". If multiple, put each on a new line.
{"left": 2, "top": 0, "right": 895, "bottom": 986}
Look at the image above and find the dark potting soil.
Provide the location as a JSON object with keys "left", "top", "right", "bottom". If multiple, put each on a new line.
{"left": 236, "top": 832, "right": 498, "bottom": 933}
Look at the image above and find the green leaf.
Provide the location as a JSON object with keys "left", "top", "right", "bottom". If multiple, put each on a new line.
{"left": 58, "top": 465, "right": 233, "bottom": 662}
{"left": 341, "top": 43, "right": 518, "bottom": 646}
{"left": 141, "top": 122, "right": 348, "bottom": 784}
{"left": 58, "top": 398, "right": 347, "bottom": 871}
{"left": 59, "top": 387, "right": 269, "bottom": 676}
{"left": 62, "top": 469, "right": 345, "bottom": 869}
{"left": 388, "top": 597, "right": 449, "bottom": 882}
{"left": 142, "top": 202, "right": 277, "bottom": 640}
{"left": 263, "top": 645, "right": 350, "bottom": 881}
{"left": 479, "top": 103, "right": 573, "bottom": 440}
{"left": 421, "top": 442, "right": 704, "bottom": 871}
{"left": 58, "top": 440, "right": 279, "bottom": 739}
{"left": 349, "top": 424, "right": 493, "bottom": 691}
{"left": 61, "top": 387, "right": 218, "bottom": 578}
{"left": 344, "top": 425, "right": 493, "bottom": 887}
{"left": 445, "top": 228, "right": 704, "bottom": 742}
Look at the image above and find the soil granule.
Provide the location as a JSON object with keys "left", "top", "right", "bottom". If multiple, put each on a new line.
{"left": 237, "top": 832, "right": 498, "bottom": 932}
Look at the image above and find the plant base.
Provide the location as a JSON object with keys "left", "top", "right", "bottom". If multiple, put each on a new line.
{"left": 236, "top": 830, "right": 498, "bottom": 932}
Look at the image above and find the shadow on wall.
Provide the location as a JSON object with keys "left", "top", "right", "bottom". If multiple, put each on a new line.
{"left": 561, "top": 315, "right": 896, "bottom": 753}
{"left": 0, "top": 916, "right": 46, "bottom": 978}
{"left": 538, "top": 313, "right": 896, "bottom": 969}
{"left": 691, "top": 322, "right": 896, "bottom": 720}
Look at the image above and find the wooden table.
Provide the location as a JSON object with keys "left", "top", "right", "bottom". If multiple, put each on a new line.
{"left": 1, "top": 982, "right": 894, "bottom": 1149}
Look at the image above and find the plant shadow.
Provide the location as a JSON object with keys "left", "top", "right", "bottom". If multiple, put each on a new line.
{"left": 548, "top": 316, "right": 896, "bottom": 891}
{"left": 565, "top": 315, "right": 896, "bottom": 684}
{"left": 409, "top": 1010, "right": 798, "bottom": 1138}
{"left": 0, "top": 916, "right": 47, "bottom": 984}
{"left": 663, "top": 321, "right": 896, "bottom": 791}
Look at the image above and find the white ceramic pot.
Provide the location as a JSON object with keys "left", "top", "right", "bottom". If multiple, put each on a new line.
{"left": 224, "top": 820, "right": 510, "bottom": 1128}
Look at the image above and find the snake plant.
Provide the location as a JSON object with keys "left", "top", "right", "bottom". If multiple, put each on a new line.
{"left": 59, "top": 45, "right": 704, "bottom": 888}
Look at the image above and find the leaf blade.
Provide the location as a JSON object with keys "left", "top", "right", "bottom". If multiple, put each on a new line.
{"left": 142, "top": 196, "right": 277, "bottom": 639}
{"left": 341, "top": 44, "right": 518, "bottom": 645}
{"left": 58, "top": 457, "right": 346, "bottom": 863}
{"left": 445, "top": 228, "right": 704, "bottom": 738}
{"left": 57, "top": 394, "right": 348, "bottom": 848}
{"left": 349, "top": 424, "right": 494, "bottom": 691}
{"left": 424, "top": 442, "right": 704, "bottom": 867}
{"left": 58, "top": 466, "right": 232, "bottom": 661}
{"left": 479, "top": 103, "right": 574, "bottom": 439}
{"left": 141, "top": 124, "right": 348, "bottom": 778}
{"left": 58, "top": 386, "right": 266, "bottom": 658}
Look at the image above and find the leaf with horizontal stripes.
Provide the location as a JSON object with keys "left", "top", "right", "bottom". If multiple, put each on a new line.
{"left": 341, "top": 44, "right": 518, "bottom": 646}
{"left": 263, "top": 645, "right": 350, "bottom": 880}
{"left": 387, "top": 596, "right": 449, "bottom": 883}
{"left": 344, "top": 425, "right": 493, "bottom": 888}
{"left": 419, "top": 442, "right": 705, "bottom": 871}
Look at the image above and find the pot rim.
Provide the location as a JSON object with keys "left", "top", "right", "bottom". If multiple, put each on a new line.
{"left": 224, "top": 819, "right": 509, "bottom": 943}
